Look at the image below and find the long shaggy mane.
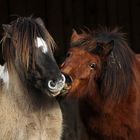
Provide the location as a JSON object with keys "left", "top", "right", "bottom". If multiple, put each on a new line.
{"left": 72, "top": 28, "right": 135, "bottom": 100}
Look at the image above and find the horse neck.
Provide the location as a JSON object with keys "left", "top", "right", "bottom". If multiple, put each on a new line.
{"left": 133, "top": 55, "right": 140, "bottom": 94}
{"left": 4, "top": 63, "right": 52, "bottom": 112}
{"left": 79, "top": 82, "right": 102, "bottom": 108}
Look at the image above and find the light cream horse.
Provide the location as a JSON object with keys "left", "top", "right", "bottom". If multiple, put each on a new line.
{"left": 0, "top": 17, "right": 66, "bottom": 140}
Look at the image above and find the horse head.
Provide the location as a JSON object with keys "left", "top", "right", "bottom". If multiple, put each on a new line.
{"left": 1, "top": 17, "right": 66, "bottom": 96}
{"left": 61, "top": 30, "right": 113, "bottom": 97}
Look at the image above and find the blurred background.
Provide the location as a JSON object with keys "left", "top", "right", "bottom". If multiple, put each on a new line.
{"left": 0, "top": 0, "right": 140, "bottom": 139}
{"left": 0, "top": 0, "right": 140, "bottom": 58}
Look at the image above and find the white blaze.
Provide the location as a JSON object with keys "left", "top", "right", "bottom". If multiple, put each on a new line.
{"left": 35, "top": 37, "right": 48, "bottom": 53}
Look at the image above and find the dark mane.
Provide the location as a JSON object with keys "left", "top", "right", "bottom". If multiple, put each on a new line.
{"left": 96, "top": 28, "right": 135, "bottom": 100}
{"left": 72, "top": 28, "right": 135, "bottom": 100}
{"left": 2, "top": 17, "right": 56, "bottom": 70}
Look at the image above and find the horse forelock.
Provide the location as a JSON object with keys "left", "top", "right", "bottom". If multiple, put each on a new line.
{"left": 2, "top": 17, "right": 56, "bottom": 71}
{"left": 71, "top": 28, "right": 135, "bottom": 101}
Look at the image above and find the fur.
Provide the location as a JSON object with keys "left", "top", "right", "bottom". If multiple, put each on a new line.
{"left": 62, "top": 28, "right": 140, "bottom": 140}
{"left": 0, "top": 17, "right": 63, "bottom": 140}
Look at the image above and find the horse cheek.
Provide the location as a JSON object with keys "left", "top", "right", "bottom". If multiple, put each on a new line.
{"left": 78, "top": 69, "right": 91, "bottom": 80}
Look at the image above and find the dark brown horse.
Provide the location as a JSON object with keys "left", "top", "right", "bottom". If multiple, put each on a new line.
{"left": 0, "top": 17, "right": 66, "bottom": 140}
{"left": 61, "top": 28, "right": 140, "bottom": 140}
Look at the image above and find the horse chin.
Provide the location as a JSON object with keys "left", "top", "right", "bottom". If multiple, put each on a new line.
{"left": 50, "top": 91, "right": 61, "bottom": 97}
{"left": 64, "top": 79, "right": 85, "bottom": 98}
{"left": 42, "top": 84, "right": 66, "bottom": 97}
{"left": 48, "top": 88, "right": 67, "bottom": 97}
{"left": 59, "top": 79, "right": 78, "bottom": 97}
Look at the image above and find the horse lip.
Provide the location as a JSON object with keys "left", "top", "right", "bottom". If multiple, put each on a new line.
{"left": 58, "top": 73, "right": 73, "bottom": 95}
{"left": 44, "top": 89, "right": 61, "bottom": 97}
{"left": 59, "top": 82, "right": 72, "bottom": 96}
{"left": 51, "top": 91, "right": 61, "bottom": 97}
{"left": 48, "top": 86, "right": 64, "bottom": 94}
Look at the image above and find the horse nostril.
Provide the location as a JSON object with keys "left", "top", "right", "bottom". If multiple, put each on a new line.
{"left": 63, "top": 73, "right": 73, "bottom": 84}
{"left": 49, "top": 80, "right": 56, "bottom": 87}
{"left": 48, "top": 74, "right": 66, "bottom": 93}
{"left": 48, "top": 80, "right": 57, "bottom": 89}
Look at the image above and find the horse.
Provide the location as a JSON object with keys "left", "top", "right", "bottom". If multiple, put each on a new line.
{"left": 61, "top": 28, "right": 140, "bottom": 140}
{"left": 0, "top": 16, "right": 66, "bottom": 140}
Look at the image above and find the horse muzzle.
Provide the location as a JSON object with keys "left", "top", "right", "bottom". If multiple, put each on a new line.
{"left": 59, "top": 73, "right": 73, "bottom": 96}
{"left": 48, "top": 74, "right": 66, "bottom": 96}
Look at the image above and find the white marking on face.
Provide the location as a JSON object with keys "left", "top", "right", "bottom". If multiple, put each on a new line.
{"left": 35, "top": 37, "right": 48, "bottom": 53}
{"left": 0, "top": 65, "right": 9, "bottom": 88}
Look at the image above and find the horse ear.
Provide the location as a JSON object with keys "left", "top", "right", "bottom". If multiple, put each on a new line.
{"left": 94, "top": 40, "right": 114, "bottom": 57}
{"left": 71, "top": 29, "right": 79, "bottom": 41}
{"left": 71, "top": 29, "right": 89, "bottom": 42}
{"left": 71, "top": 29, "right": 85, "bottom": 42}
{"left": 35, "top": 18, "right": 45, "bottom": 28}
{"left": 2, "top": 24, "right": 12, "bottom": 38}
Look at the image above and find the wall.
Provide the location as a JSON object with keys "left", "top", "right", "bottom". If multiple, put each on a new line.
{"left": 1, "top": 0, "right": 140, "bottom": 55}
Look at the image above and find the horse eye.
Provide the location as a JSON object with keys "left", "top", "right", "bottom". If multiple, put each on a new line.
{"left": 89, "top": 63, "right": 97, "bottom": 70}
{"left": 66, "top": 52, "right": 71, "bottom": 57}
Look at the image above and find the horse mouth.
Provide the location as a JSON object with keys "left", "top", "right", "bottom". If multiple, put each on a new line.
{"left": 48, "top": 83, "right": 71, "bottom": 97}
{"left": 59, "top": 83, "right": 72, "bottom": 96}
{"left": 48, "top": 84, "right": 66, "bottom": 97}
{"left": 50, "top": 91, "right": 62, "bottom": 97}
{"left": 47, "top": 74, "right": 66, "bottom": 97}
{"left": 59, "top": 74, "right": 73, "bottom": 96}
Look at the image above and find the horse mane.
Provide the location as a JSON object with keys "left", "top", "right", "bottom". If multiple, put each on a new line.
{"left": 2, "top": 16, "right": 56, "bottom": 70}
{"left": 72, "top": 28, "right": 135, "bottom": 101}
